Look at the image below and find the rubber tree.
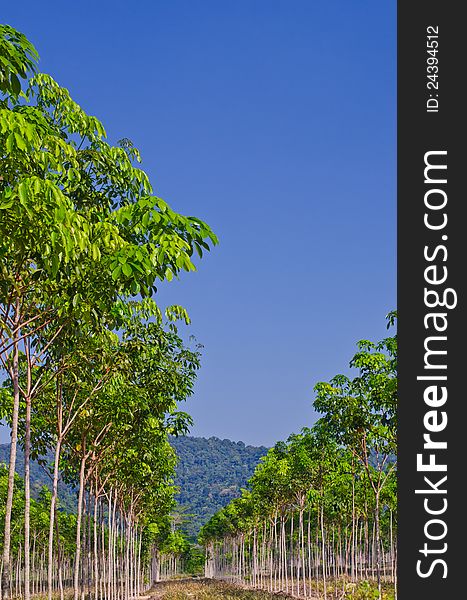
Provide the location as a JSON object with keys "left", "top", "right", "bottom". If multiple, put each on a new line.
{"left": 1, "top": 24, "right": 217, "bottom": 600}
{"left": 313, "top": 313, "right": 397, "bottom": 600}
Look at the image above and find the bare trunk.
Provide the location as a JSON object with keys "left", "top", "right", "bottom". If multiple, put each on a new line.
{"left": 94, "top": 491, "right": 99, "bottom": 600}
{"left": 54, "top": 503, "right": 64, "bottom": 600}
{"left": 24, "top": 393, "right": 31, "bottom": 600}
{"left": 24, "top": 341, "right": 33, "bottom": 600}
{"left": 1, "top": 301, "right": 20, "bottom": 599}
{"left": 73, "top": 453, "right": 87, "bottom": 600}
{"left": 152, "top": 548, "right": 161, "bottom": 584}
{"left": 48, "top": 438, "right": 62, "bottom": 600}
{"left": 375, "top": 491, "right": 382, "bottom": 600}
{"left": 320, "top": 501, "right": 327, "bottom": 600}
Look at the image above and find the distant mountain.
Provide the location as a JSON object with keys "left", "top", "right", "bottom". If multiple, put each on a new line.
{"left": 0, "top": 444, "right": 77, "bottom": 513}
{"left": 0, "top": 436, "right": 268, "bottom": 538}
{"left": 171, "top": 436, "right": 268, "bottom": 539}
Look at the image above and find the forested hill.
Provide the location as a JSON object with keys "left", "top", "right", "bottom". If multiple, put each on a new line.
{"left": 0, "top": 436, "right": 268, "bottom": 539}
{"left": 0, "top": 443, "right": 78, "bottom": 513}
{"left": 171, "top": 436, "right": 268, "bottom": 539}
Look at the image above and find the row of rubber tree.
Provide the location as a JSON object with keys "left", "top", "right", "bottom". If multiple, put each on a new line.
{"left": 0, "top": 25, "right": 216, "bottom": 600}
{"left": 200, "top": 314, "right": 397, "bottom": 600}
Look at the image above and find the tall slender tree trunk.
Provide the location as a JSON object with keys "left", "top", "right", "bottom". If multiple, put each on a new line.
{"left": 375, "top": 490, "right": 382, "bottom": 600}
{"left": 48, "top": 438, "right": 62, "bottom": 600}
{"left": 100, "top": 501, "right": 106, "bottom": 600}
{"left": 272, "top": 517, "right": 277, "bottom": 592}
{"left": 307, "top": 509, "right": 312, "bottom": 597}
{"left": 24, "top": 341, "right": 33, "bottom": 600}
{"left": 320, "top": 501, "right": 327, "bottom": 600}
{"left": 253, "top": 525, "right": 258, "bottom": 587}
{"left": 107, "top": 492, "right": 112, "bottom": 600}
{"left": 24, "top": 393, "right": 31, "bottom": 600}
{"left": 282, "top": 517, "right": 288, "bottom": 593}
{"left": 289, "top": 514, "right": 294, "bottom": 596}
{"left": 73, "top": 453, "right": 87, "bottom": 600}
{"left": 351, "top": 466, "right": 356, "bottom": 582}
{"left": 299, "top": 509, "right": 306, "bottom": 598}
{"left": 31, "top": 534, "right": 36, "bottom": 596}
{"left": 1, "top": 300, "right": 21, "bottom": 599}
{"left": 94, "top": 491, "right": 99, "bottom": 600}
{"left": 54, "top": 503, "right": 64, "bottom": 600}
{"left": 136, "top": 527, "right": 141, "bottom": 596}
{"left": 152, "top": 548, "right": 160, "bottom": 584}
{"left": 125, "top": 516, "right": 131, "bottom": 600}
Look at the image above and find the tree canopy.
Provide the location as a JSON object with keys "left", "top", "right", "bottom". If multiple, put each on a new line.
{"left": 0, "top": 23, "right": 217, "bottom": 599}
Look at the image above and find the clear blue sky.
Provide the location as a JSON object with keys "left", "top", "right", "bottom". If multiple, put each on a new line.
{"left": 2, "top": 1, "right": 396, "bottom": 447}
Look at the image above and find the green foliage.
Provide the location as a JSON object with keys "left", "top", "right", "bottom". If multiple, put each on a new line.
{"left": 313, "top": 313, "right": 397, "bottom": 505}
{"left": 0, "top": 444, "right": 76, "bottom": 512}
{"left": 199, "top": 315, "right": 397, "bottom": 599}
{"left": 0, "top": 434, "right": 268, "bottom": 539}
{"left": 0, "top": 24, "right": 38, "bottom": 99}
{"left": 182, "top": 544, "right": 205, "bottom": 575}
{"left": 314, "top": 312, "right": 397, "bottom": 461}
{"left": 0, "top": 23, "right": 218, "bottom": 593}
{"left": 347, "top": 581, "right": 391, "bottom": 600}
{"left": 0, "top": 463, "right": 75, "bottom": 554}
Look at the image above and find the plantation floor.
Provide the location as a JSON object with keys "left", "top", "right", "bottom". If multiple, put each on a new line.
{"left": 149, "top": 579, "right": 312, "bottom": 600}
{"left": 148, "top": 578, "right": 395, "bottom": 600}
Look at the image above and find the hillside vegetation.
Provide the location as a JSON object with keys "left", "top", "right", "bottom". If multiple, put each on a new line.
{"left": 0, "top": 435, "right": 268, "bottom": 538}
{"left": 171, "top": 436, "right": 268, "bottom": 538}
{"left": 0, "top": 443, "right": 76, "bottom": 513}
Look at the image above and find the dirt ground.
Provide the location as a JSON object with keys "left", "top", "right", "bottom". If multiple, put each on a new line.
{"left": 147, "top": 577, "right": 395, "bottom": 600}
{"left": 148, "top": 578, "right": 311, "bottom": 600}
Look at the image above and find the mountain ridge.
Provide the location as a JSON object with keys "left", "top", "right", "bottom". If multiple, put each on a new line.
{"left": 170, "top": 435, "right": 268, "bottom": 538}
{"left": 0, "top": 435, "right": 268, "bottom": 538}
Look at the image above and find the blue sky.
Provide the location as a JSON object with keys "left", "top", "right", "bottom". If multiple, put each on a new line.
{"left": 1, "top": 1, "right": 396, "bottom": 447}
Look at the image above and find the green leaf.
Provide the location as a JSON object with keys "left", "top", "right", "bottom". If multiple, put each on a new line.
{"left": 51, "top": 253, "right": 59, "bottom": 277}
{"left": 18, "top": 182, "right": 28, "bottom": 205}
{"left": 111, "top": 265, "right": 122, "bottom": 281}
{"left": 14, "top": 132, "right": 27, "bottom": 150}
{"left": 6, "top": 133, "right": 15, "bottom": 152}
{"left": 122, "top": 263, "right": 132, "bottom": 277}
{"left": 0, "top": 198, "right": 14, "bottom": 209}
{"left": 10, "top": 73, "right": 21, "bottom": 95}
